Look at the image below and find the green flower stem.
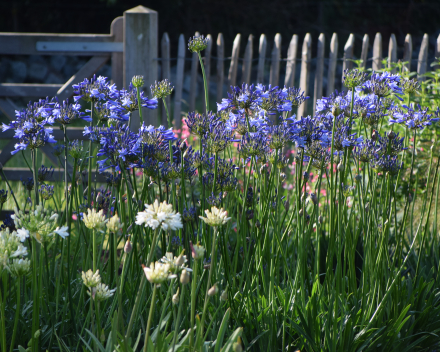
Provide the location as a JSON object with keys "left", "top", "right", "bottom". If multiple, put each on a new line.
{"left": 9, "top": 278, "right": 20, "bottom": 352}
{"left": 171, "top": 283, "right": 186, "bottom": 352}
{"left": 0, "top": 168, "right": 19, "bottom": 210}
{"left": 31, "top": 149, "right": 39, "bottom": 207}
{"left": 143, "top": 284, "right": 158, "bottom": 352}
{"left": 125, "top": 228, "right": 160, "bottom": 340}
{"left": 188, "top": 259, "right": 199, "bottom": 352}
{"left": 31, "top": 238, "right": 40, "bottom": 352}
{"left": 196, "top": 228, "right": 218, "bottom": 347}
{"left": 93, "top": 229, "right": 97, "bottom": 273}
{"left": 136, "top": 87, "right": 144, "bottom": 125}
{"left": 87, "top": 101, "right": 94, "bottom": 207}
{"left": 197, "top": 52, "right": 209, "bottom": 113}
{"left": 0, "top": 277, "right": 6, "bottom": 352}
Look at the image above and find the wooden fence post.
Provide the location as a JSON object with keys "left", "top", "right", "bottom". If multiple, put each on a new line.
{"left": 327, "top": 33, "right": 338, "bottom": 96}
{"left": 403, "top": 34, "right": 413, "bottom": 73}
{"left": 123, "top": 5, "right": 158, "bottom": 128}
{"left": 388, "top": 34, "right": 397, "bottom": 73}
{"left": 257, "top": 34, "right": 267, "bottom": 84}
{"left": 417, "top": 34, "right": 429, "bottom": 82}
{"left": 161, "top": 32, "right": 170, "bottom": 126}
{"left": 204, "top": 34, "right": 212, "bottom": 110}
{"left": 284, "top": 34, "right": 298, "bottom": 88}
{"left": 342, "top": 33, "right": 354, "bottom": 87}
{"left": 269, "top": 33, "right": 281, "bottom": 87}
{"left": 313, "top": 33, "right": 325, "bottom": 115}
{"left": 110, "top": 16, "right": 123, "bottom": 89}
{"left": 372, "top": 32, "right": 382, "bottom": 71}
{"left": 242, "top": 34, "right": 253, "bottom": 85}
{"left": 228, "top": 34, "right": 241, "bottom": 87}
{"left": 216, "top": 33, "right": 225, "bottom": 104}
{"left": 298, "top": 33, "right": 312, "bottom": 117}
{"left": 434, "top": 34, "right": 440, "bottom": 70}
{"left": 173, "top": 34, "right": 185, "bottom": 129}
{"left": 360, "top": 34, "right": 369, "bottom": 70}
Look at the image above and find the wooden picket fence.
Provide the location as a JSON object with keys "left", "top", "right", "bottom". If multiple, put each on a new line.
{"left": 0, "top": 4, "right": 439, "bottom": 184}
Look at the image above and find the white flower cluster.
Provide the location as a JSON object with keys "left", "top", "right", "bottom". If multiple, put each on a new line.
{"left": 82, "top": 269, "right": 115, "bottom": 301}
{"left": 11, "top": 205, "right": 68, "bottom": 244}
{"left": 0, "top": 228, "right": 28, "bottom": 270}
{"left": 7, "top": 258, "right": 31, "bottom": 277}
{"left": 142, "top": 261, "right": 177, "bottom": 286}
{"left": 199, "top": 206, "right": 231, "bottom": 227}
{"left": 81, "top": 269, "right": 102, "bottom": 288}
{"left": 135, "top": 200, "right": 183, "bottom": 231}
{"left": 106, "top": 213, "right": 123, "bottom": 234}
{"left": 161, "top": 252, "right": 193, "bottom": 274}
{"left": 82, "top": 208, "right": 107, "bottom": 231}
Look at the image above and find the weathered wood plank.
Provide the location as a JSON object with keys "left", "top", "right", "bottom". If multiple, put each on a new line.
{"left": 403, "top": 34, "right": 413, "bottom": 73}
{"left": 434, "top": 34, "right": 440, "bottom": 70}
{"left": 0, "top": 98, "right": 19, "bottom": 120}
{"left": 360, "top": 34, "right": 369, "bottom": 70}
{"left": 161, "top": 32, "right": 171, "bottom": 126}
{"left": 388, "top": 34, "right": 397, "bottom": 73}
{"left": 189, "top": 32, "right": 200, "bottom": 113}
{"left": 124, "top": 5, "right": 158, "bottom": 128}
{"left": 0, "top": 33, "right": 116, "bottom": 56}
{"left": 417, "top": 33, "right": 429, "bottom": 82}
{"left": 0, "top": 84, "right": 62, "bottom": 97}
{"left": 372, "top": 32, "right": 382, "bottom": 71}
{"left": 313, "top": 33, "right": 325, "bottom": 115}
{"left": 269, "top": 33, "right": 282, "bottom": 87}
{"left": 0, "top": 140, "right": 17, "bottom": 166}
{"left": 173, "top": 34, "right": 186, "bottom": 129}
{"left": 110, "top": 16, "right": 124, "bottom": 89}
{"left": 257, "top": 34, "right": 267, "bottom": 84}
{"left": 216, "top": 33, "right": 225, "bottom": 104}
{"left": 228, "top": 34, "right": 241, "bottom": 87}
{"left": 298, "top": 33, "right": 312, "bottom": 117}
{"left": 284, "top": 34, "right": 298, "bottom": 88}
{"left": 242, "top": 34, "right": 253, "bottom": 85}
{"left": 327, "top": 33, "right": 338, "bottom": 96}
{"left": 56, "top": 55, "right": 110, "bottom": 101}
{"left": 342, "top": 33, "right": 355, "bottom": 85}
{"left": 204, "top": 34, "right": 213, "bottom": 112}
{"left": 0, "top": 127, "right": 86, "bottom": 140}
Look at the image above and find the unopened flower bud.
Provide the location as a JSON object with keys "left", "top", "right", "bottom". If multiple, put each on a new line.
{"left": 408, "top": 193, "right": 413, "bottom": 203}
{"left": 124, "top": 238, "right": 132, "bottom": 253}
{"left": 246, "top": 209, "right": 254, "bottom": 220}
{"left": 280, "top": 172, "right": 286, "bottom": 182}
{"left": 318, "top": 215, "right": 323, "bottom": 224}
{"left": 355, "top": 174, "right": 362, "bottom": 183}
{"left": 337, "top": 161, "right": 344, "bottom": 171}
{"left": 365, "top": 202, "right": 370, "bottom": 212}
{"left": 284, "top": 200, "right": 290, "bottom": 211}
{"left": 387, "top": 131, "right": 396, "bottom": 140}
{"left": 220, "top": 289, "right": 228, "bottom": 301}
{"left": 180, "top": 269, "right": 190, "bottom": 285}
{"left": 303, "top": 171, "right": 309, "bottom": 181}
{"left": 131, "top": 75, "right": 144, "bottom": 88}
{"left": 233, "top": 338, "right": 243, "bottom": 352}
{"left": 255, "top": 220, "right": 261, "bottom": 229}
{"left": 96, "top": 193, "right": 103, "bottom": 204}
{"left": 172, "top": 288, "right": 180, "bottom": 305}
{"left": 175, "top": 254, "right": 185, "bottom": 266}
{"left": 208, "top": 284, "right": 218, "bottom": 297}
{"left": 371, "top": 130, "right": 378, "bottom": 141}
{"left": 179, "top": 139, "right": 188, "bottom": 152}
{"left": 310, "top": 193, "right": 318, "bottom": 205}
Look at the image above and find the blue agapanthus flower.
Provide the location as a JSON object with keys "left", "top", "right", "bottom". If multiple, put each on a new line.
{"left": 2, "top": 98, "right": 56, "bottom": 154}
{"left": 72, "top": 75, "right": 116, "bottom": 102}
{"left": 359, "top": 71, "right": 403, "bottom": 100}
{"left": 109, "top": 83, "right": 158, "bottom": 113}
{"left": 52, "top": 98, "right": 90, "bottom": 124}
{"left": 390, "top": 104, "right": 439, "bottom": 130}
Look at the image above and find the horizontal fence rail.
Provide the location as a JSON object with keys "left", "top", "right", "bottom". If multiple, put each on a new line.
{"left": 0, "top": 4, "right": 440, "bottom": 191}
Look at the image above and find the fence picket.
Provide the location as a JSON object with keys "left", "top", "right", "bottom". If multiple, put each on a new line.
{"left": 298, "top": 33, "right": 312, "bottom": 117}
{"left": 327, "top": 33, "right": 338, "bottom": 96}
{"left": 242, "top": 34, "right": 253, "bottom": 85}
{"left": 228, "top": 34, "right": 241, "bottom": 87}
{"left": 388, "top": 34, "right": 397, "bottom": 73}
{"left": 173, "top": 34, "right": 185, "bottom": 128}
{"left": 403, "top": 34, "right": 413, "bottom": 72}
{"left": 257, "top": 34, "right": 267, "bottom": 84}
{"left": 204, "top": 34, "right": 212, "bottom": 111}
{"left": 360, "top": 34, "right": 369, "bottom": 69}
{"left": 435, "top": 34, "right": 440, "bottom": 70}
{"left": 216, "top": 33, "right": 225, "bottom": 104}
{"left": 372, "top": 32, "right": 382, "bottom": 70}
{"left": 284, "top": 34, "right": 298, "bottom": 87}
{"left": 417, "top": 33, "right": 429, "bottom": 82}
{"left": 269, "top": 33, "right": 282, "bottom": 87}
{"left": 110, "top": 16, "right": 123, "bottom": 89}
{"left": 342, "top": 33, "right": 355, "bottom": 85}
{"left": 161, "top": 32, "right": 171, "bottom": 126}
{"left": 313, "top": 33, "right": 325, "bottom": 115}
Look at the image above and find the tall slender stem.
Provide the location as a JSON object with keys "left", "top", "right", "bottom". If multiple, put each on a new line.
{"left": 87, "top": 101, "right": 94, "bottom": 207}
{"left": 143, "top": 284, "right": 157, "bottom": 352}
{"left": 197, "top": 52, "right": 209, "bottom": 113}
{"left": 31, "top": 149, "right": 39, "bottom": 207}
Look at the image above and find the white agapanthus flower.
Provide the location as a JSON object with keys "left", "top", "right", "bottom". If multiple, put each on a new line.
{"left": 161, "top": 252, "right": 193, "bottom": 274}
{"left": 82, "top": 208, "right": 107, "bottom": 231}
{"left": 190, "top": 242, "right": 205, "bottom": 260}
{"left": 88, "top": 283, "right": 116, "bottom": 302}
{"left": 106, "top": 213, "right": 123, "bottom": 234}
{"left": 0, "top": 229, "right": 28, "bottom": 268}
{"left": 135, "top": 200, "right": 183, "bottom": 231}
{"left": 81, "top": 269, "right": 101, "bottom": 288}
{"left": 16, "top": 228, "right": 30, "bottom": 242}
{"left": 7, "top": 258, "right": 31, "bottom": 277}
{"left": 142, "top": 261, "right": 176, "bottom": 286}
{"left": 199, "top": 206, "right": 231, "bottom": 227}
{"left": 54, "top": 226, "right": 69, "bottom": 239}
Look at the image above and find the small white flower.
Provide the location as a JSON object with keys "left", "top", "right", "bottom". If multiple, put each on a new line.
{"left": 190, "top": 242, "right": 205, "bottom": 260}
{"left": 142, "top": 261, "right": 176, "bottom": 286}
{"left": 107, "top": 213, "right": 123, "bottom": 234}
{"left": 7, "top": 258, "right": 31, "bottom": 277}
{"left": 16, "top": 228, "right": 29, "bottom": 242}
{"left": 82, "top": 208, "right": 107, "bottom": 231}
{"left": 81, "top": 269, "right": 101, "bottom": 288}
{"left": 88, "top": 283, "right": 116, "bottom": 301}
{"left": 199, "top": 206, "right": 231, "bottom": 227}
{"left": 54, "top": 226, "right": 69, "bottom": 239}
{"left": 136, "top": 200, "right": 183, "bottom": 231}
